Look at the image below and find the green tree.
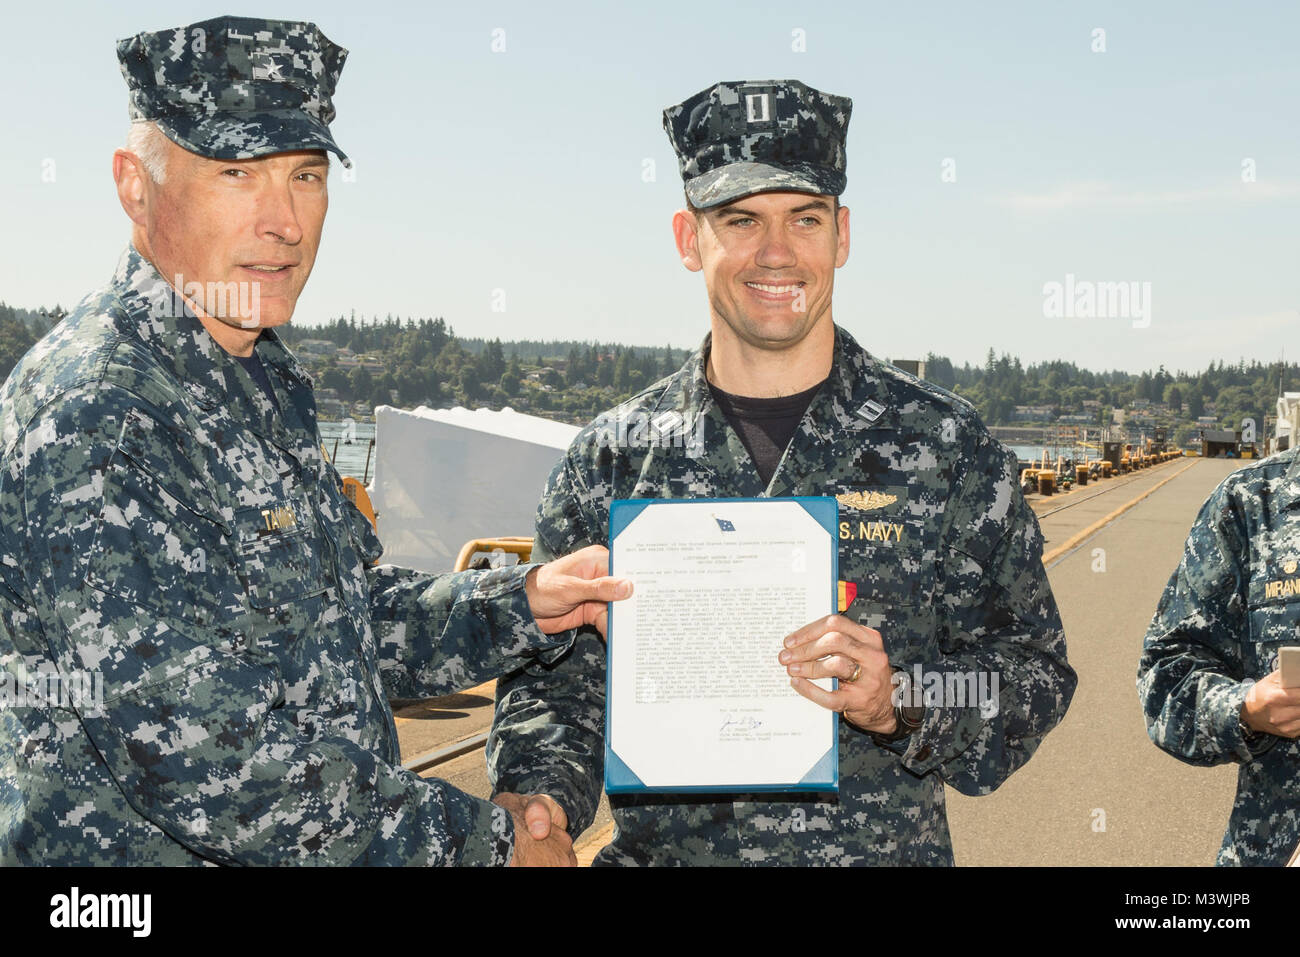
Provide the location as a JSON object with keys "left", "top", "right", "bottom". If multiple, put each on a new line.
{"left": 457, "top": 367, "right": 483, "bottom": 402}
{"left": 424, "top": 366, "right": 442, "bottom": 399}
{"left": 349, "top": 365, "right": 373, "bottom": 399}
{"left": 321, "top": 366, "right": 349, "bottom": 394}
{"left": 613, "top": 351, "right": 632, "bottom": 391}
{"left": 396, "top": 368, "right": 424, "bottom": 405}
{"left": 923, "top": 353, "right": 955, "bottom": 390}
{"left": 478, "top": 338, "right": 506, "bottom": 381}
{"left": 565, "top": 345, "right": 584, "bottom": 386}
{"left": 661, "top": 345, "right": 677, "bottom": 377}
{"left": 0, "top": 313, "right": 36, "bottom": 380}
{"left": 1136, "top": 371, "right": 1153, "bottom": 402}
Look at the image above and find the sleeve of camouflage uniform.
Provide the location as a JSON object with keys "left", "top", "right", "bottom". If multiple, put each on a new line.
{"left": 1136, "top": 478, "right": 1275, "bottom": 765}
{"left": 875, "top": 429, "right": 1077, "bottom": 794}
{"left": 487, "top": 453, "right": 607, "bottom": 836}
{"left": 351, "top": 481, "right": 573, "bottom": 698}
{"left": 16, "top": 388, "right": 520, "bottom": 865}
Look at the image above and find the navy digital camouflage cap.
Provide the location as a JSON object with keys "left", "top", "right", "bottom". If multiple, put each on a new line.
{"left": 117, "top": 15, "right": 351, "bottom": 168}
{"left": 663, "top": 80, "right": 851, "bottom": 209}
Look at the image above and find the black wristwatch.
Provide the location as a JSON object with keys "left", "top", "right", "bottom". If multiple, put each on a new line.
{"left": 1239, "top": 717, "right": 1263, "bottom": 743}
{"left": 870, "top": 666, "right": 925, "bottom": 744}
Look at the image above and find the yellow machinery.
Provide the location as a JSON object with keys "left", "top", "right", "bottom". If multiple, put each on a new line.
{"left": 454, "top": 537, "right": 534, "bottom": 572}
{"left": 341, "top": 476, "right": 378, "bottom": 529}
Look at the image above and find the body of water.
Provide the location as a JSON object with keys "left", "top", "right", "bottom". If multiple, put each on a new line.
{"left": 320, "top": 421, "right": 378, "bottom": 482}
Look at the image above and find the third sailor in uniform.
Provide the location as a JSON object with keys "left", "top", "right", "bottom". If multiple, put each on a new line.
{"left": 488, "top": 79, "right": 1077, "bottom": 865}
{"left": 1139, "top": 449, "right": 1300, "bottom": 865}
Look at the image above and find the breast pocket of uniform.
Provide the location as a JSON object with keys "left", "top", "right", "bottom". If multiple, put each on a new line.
{"left": 1242, "top": 552, "right": 1300, "bottom": 680}
{"left": 1242, "top": 606, "right": 1297, "bottom": 680}
{"left": 837, "top": 514, "right": 939, "bottom": 662}
{"left": 232, "top": 493, "right": 329, "bottom": 612}
{"left": 85, "top": 429, "right": 238, "bottom": 627}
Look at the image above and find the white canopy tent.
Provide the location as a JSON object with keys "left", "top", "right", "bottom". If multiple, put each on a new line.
{"left": 1275, "top": 392, "right": 1300, "bottom": 452}
{"left": 368, "top": 405, "right": 580, "bottom": 573}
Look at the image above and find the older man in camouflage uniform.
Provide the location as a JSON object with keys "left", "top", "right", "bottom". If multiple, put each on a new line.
{"left": 0, "top": 16, "right": 629, "bottom": 866}
{"left": 1139, "top": 449, "right": 1300, "bottom": 865}
{"left": 488, "top": 80, "right": 1077, "bottom": 865}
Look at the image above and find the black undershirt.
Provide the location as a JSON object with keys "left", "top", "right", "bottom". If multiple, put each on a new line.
{"left": 708, "top": 377, "right": 827, "bottom": 487}
{"left": 233, "top": 348, "right": 281, "bottom": 413}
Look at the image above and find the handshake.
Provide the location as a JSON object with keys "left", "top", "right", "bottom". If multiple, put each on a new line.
{"left": 493, "top": 792, "right": 575, "bottom": 866}
{"left": 489, "top": 544, "right": 632, "bottom": 867}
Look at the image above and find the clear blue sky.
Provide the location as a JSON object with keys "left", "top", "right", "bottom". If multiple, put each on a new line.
{"left": 2, "top": 0, "right": 1297, "bottom": 374}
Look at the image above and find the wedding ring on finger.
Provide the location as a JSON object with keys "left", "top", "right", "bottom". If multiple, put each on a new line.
{"left": 845, "top": 662, "right": 862, "bottom": 683}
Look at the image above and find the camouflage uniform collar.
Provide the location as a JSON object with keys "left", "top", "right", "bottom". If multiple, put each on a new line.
{"left": 1278, "top": 449, "right": 1300, "bottom": 509}
{"left": 650, "top": 323, "right": 897, "bottom": 445}
{"left": 824, "top": 324, "right": 899, "bottom": 435}
{"left": 253, "top": 327, "right": 315, "bottom": 391}
{"left": 113, "top": 244, "right": 314, "bottom": 406}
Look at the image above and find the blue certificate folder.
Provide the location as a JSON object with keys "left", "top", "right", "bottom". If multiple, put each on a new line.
{"left": 605, "top": 497, "right": 838, "bottom": 795}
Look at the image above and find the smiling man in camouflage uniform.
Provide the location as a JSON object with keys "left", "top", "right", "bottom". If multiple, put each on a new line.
{"left": 488, "top": 79, "right": 1077, "bottom": 865}
{"left": 1139, "top": 450, "right": 1300, "bottom": 865}
{"left": 0, "top": 15, "right": 630, "bottom": 866}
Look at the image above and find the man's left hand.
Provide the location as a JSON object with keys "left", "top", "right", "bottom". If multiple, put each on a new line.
{"left": 779, "top": 614, "right": 897, "bottom": 734}
{"left": 525, "top": 544, "right": 632, "bottom": 638}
